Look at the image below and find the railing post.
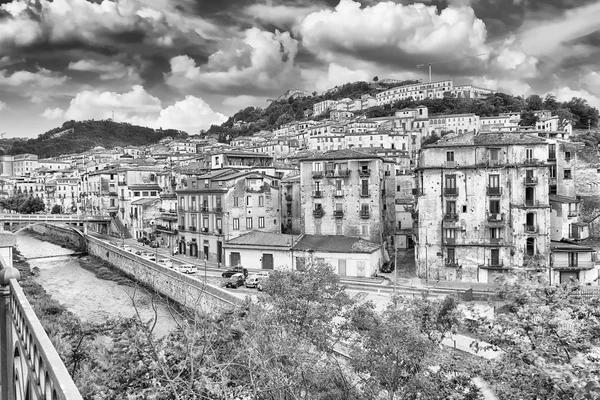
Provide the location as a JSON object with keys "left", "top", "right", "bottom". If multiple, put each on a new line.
{"left": 0, "top": 267, "right": 20, "bottom": 400}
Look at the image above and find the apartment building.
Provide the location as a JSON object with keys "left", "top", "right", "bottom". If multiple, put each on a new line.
{"left": 210, "top": 151, "right": 273, "bottom": 170}
{"left": 415, "top": 132, "right": 553, "bottom": 283}
{"left": 376, "top": 80, "right": 453, "bottom": 106}
{"left": 429, "top": 113, "right": 480, "bottom": 135}
{"left": 299, "top": 149, "right": 395, "bottom": 246}
{"left": 480, "top": 114, "right": 520, "bottom": 133}
{"left": 313, "top": 100, "right": 338, "bottom": 116}
{"left": 281, "top": 173, "right": 302, "bottom": 233}
{"left": 12, "top": 154, "right": 39, "bottom": 176}
{"left": 451, "top": 85, "right": 494, "bottom": 99}
{"left": 175, "top": 170, "right": 281, "bottom": 263}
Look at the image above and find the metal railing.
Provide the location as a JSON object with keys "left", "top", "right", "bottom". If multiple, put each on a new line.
{"left": 444, "top": 187, "right": 458, "bottom": 196}
{"left": 0, "top": 213, "right": 110, "bottom": 222}
{"left": 486, "top": 186, "right": 502, "bottom": 196}
{"left": 360, "top": 210, "right": 370, "bottom": 219}
{"left": 1, "top": 258, "right": 83, "bottom": 400}
{"left": 333, "top": 210, "right": 344, "bottom": 218}
{"left": 358, "top": 169, "right": 371, "bottom": 177}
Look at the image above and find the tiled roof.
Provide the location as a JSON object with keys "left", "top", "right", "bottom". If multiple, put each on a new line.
{"left": 425, "top": 132, "right": 547, "bottom": 148}
{"left": 549, "top": 194, "right": 580, "bottom": 203}
{"left": 128, "top": 184, "right": 162, "bottom": 191}
{"left": 550, "top": 241, "right": 593, "bottom": 252}
{"left": 292, "top": 235, "right": 381, "bottom": 253}
{"left": 300, "top": 149, "right": 382, "bottom": 162}
{"left": 224, "top": 231, "right": 295, "bottom": 248}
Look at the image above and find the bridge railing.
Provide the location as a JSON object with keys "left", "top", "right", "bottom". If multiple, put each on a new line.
{"left": 0, "top": 213, "right": 110, "bottom": 222}
{"left": 1, "top": 256, "right": 83, "bottom": 399}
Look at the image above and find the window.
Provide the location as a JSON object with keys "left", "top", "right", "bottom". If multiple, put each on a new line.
{"left": 216, "top": 218, "right": 222, "bottom": 229}
{"left": 447, "top": 248, "right": 456, "bottom": 262}
{"left": 526, "top": 237, "right": 535, "bottom": 256}
{"left": 568, "top": 252, "right": 578, "bottom": 268}
{"left": 258, "top": 196, "right": 264, "bottom": 207}
{"left": 525, "top": 187, "right": 535, "bottom": 206}
{"left": 548, "top": 144, "right": 556, "bottom": 160}
{"left": 446, "top": 200, "right": 456, "bottom": 215}
{"left": 246, "top": 217, "right": 253, "bottom": 229}
{"left": 150, "top": 174, "right": 155, "bottom": 182}
{"left": 203, "top": 217, "right": 208, "bottom": 228}
{"left": 445, "top": 175, "right": 456, "bottom": 188}
{"left": 312, "top": 162, "right": 322, "bottom": 172}
{"left": 234, "top": 196, "right": 239, "bottom": 207}
{"left": 361, "top": 179, "right": 369, "bottom": 196}
{"left": 257, "top": 217, "right": 265, "bottom": 228}
{"left": 151, "top": 191, "right": 157, "bottom": 196}
{"left": 134, "top": 191, "right": 140, "bottom": 197}
{"left": 488, "top": 174, "right": 500, "bottom": 188}
{"left": 315, "top": 221, "right": 322, "bottom": 235}
{"left": 490, "top": 249, "right": 500, "bottom": 266}
{"left": 564, "top": 169, "right": 572, "bottom": 180}
{"left": 489, "top": 200, "right": 500, "bottom": 214}
{"left": 361, "top": 224, "right": 369, "bottom": 235}
{"left": 525, "top": 148, "right": 533, "bottom": 160}
{"left": 335, "top": 222, "right": 343, "bottom": 235}
{"left": 565, "top": 151, "right": 571, "bottom": 163}
{"left": 233, "top": 218, "right": 239, "bottom": 230}
{"left": 110, "top": 199, "right": 115, "bottom": 207}
{"left": 490, "top": 228, "right": 500, "bottom": 239}
{"left": 550, "top": 164, "right": 557, "bottom": 178}
{"left": 446, "top": 151, "right": 454, "bottom": 162}
{"left": 246, "top": 196, "right": 252, "bottom": 206}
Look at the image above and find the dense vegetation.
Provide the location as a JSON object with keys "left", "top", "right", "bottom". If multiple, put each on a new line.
{"left": 7, "top": 120, "right": 186, "bottom": 158}
{"left": 207, "top": 79, "right": 599, "bottom": 144}
{"left": 0, "top": 193, "right": 45, "bottom": 213}
{"left": 17, "top": 252, "right": 600, "bottom": 399}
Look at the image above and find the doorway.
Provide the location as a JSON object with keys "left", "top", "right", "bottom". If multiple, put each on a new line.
{"left": 262, "top": 253, "right": 274, "bottom": 269}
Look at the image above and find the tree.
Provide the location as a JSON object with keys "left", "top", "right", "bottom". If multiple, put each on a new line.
{"left": 51, "top": 204, "right": 63, "bottom": 214}
{"left": 468, "top": 274, "right": 600, "bottom": 399}
{"left": 543, "top": 94, "right": 559, "bottom": 111}
{"left": 373, "top": 76, "right": 379, "bottom": 82}
{"left": 564, "top": 97, "right": 599, "bottom": 129}
{"left": 526, "top": 94, "right": 543, "bottom": 111}
{"left": 275, "top": 112, "right": 294, "bottom": 127}
{"left": 519, "top": 111, "right": 539, "bottom": 126}
{"left": 554, "top": 108, "right": 574, "bottom": 131}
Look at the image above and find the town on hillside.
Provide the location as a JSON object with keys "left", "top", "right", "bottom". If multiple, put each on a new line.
{"left": 1, "top": 78, "right": 599, "bottom": 286}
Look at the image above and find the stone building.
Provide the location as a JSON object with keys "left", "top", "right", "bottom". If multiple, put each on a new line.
{"left": 415, "top": 132, "right": 553, "bottom": 283}
{"left": 176, "top": 169, "right": 281, "bottom": 264}
{"left": 299, "top": 149, "right": 395, "bottom": 246}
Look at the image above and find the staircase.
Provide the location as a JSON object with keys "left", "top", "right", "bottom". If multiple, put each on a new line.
{"left": 111, "top": 215, "right": 132, "bottom": 239}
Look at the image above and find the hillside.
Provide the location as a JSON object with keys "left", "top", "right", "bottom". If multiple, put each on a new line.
{"left": 207, "top": 81, "right": 599, "bottom": 143}
{"left": 6, "top": 120, "right": 186, "bottom": 158}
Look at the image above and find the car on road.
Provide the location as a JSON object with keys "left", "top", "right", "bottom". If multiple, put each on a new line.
{"left": 222, "top": 266, "right": 248, "bottom": 278}
{"left": 156, "top": 259, "right": 173, "bottom": 268}
{"left": 225, "top": 273, "right": 245, "bottom": 288}
{"left": 175, "top": 264, "right": 196, "bottom": 274}
{"left": 380, "top": 261, "right": 395, "bottom": 273}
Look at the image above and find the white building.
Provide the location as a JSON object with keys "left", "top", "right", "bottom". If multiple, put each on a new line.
{"left": 376, "top": 80, "right": 453, "bottom": 106}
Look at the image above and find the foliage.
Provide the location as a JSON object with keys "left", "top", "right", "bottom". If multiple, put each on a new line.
{"left": 51, "top": 204, "right": 63, "bottom": 214}
{"left": 467, "top": 274, "right": 600, "bottom": 399}
{"left": 6, "top": 120, "right": 185, "bottom": 158}
{"left": 519, "top": 111, "right": 539, "bottom": 126}
{"left": 0, "top": 193, "right": 45, "bottom": 213}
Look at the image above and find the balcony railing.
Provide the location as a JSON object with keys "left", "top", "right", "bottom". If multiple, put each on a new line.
{"left": 552, "top": 261, "right": 595, "bottom": 270}
{"left": 333, "top": 210, "right": 344, "bottom": 218}
{"left": 487, "top": 159, "right": 501, "bottom": 167}
{"left": 487, "top": 212, "right": 504, "bottom": 222}
{"left": 525, "top": 224, "right": 537, "bottom": 233}
{"left": 444, "top": 187, "right": 458, "bottom": 196}
{"left": 358, "top": 169, "right": 371, "bottom": 177}
{"left": 313, "top": 191, "right": 323, "bottom": 198}
{"left": 568, "top": 211, "right": 578, "bottom": 218}
{"left": 201, "top": 206, "right": 209, "bottom": 212}
{"left": 334, "top": 190, "right": 344, "bottom": 198}
{"left": 524, "top": 199, "right": 542, "bottom": 207}
{"left": 486, "top": 186, "right": 502, "bottom": 196}
{"left": 443, "top": 213, "right": 458, "bottom": 221}
{"left": 524, "top": 158, "right": 539, "bottom": 165}
{"left": 285, "top": 194, "right": 293, "bottom": 202}
{"left": 313, "top": 208, "right": 324, "bottom": 218}
{"left": 360, "top": 210, "right": 370, "bottom": 219}
{"left": 489, "top": 238, "right": 502, "bottom": 245}
{"left": 118, "top": 181, "right": 127, "bottom": 186}
{"left": 178, "top": 225, "right": 186, "bottom": 231}
{"left": 312, "top": 171, "right": 323, "bottom": 179}
{"left": 486, "top": 259, "right": 505, "bottom": 269}
{"left": 445, "top": 258, "right": 459, "bottom": 267}
{"left": 189, "top": 226, "right": 197, "bottom": 232}
{"left": 335, "top": 169, "right": 351, "bottom": 178}
{"left": 324, "top": 170, "right": 335, "bottom": 178}
{"left": 156, "top": 224, "right": 174, "bottom": 233}
{"left": 444, "top": 237, "right": 456, "bottom": 245}
{"left": 201, "top": 227, "right": 208, "bottom": 233}
{"left": 213, "top": 207, "right": 223, "bottom": 214}
{"left": 444, "top": 161, "right": 456, "bottom": 168}
{"left": 214, "top": 228, "right": 223, "bottom": 235}
{"left": 548, "top": 152, "right": 556, "bottom": 161}
{"left": 524, "top": 176, "right": 538, "bottom": 185}
{"left": 360, "top": 191, "right": 370, "bottom": 198}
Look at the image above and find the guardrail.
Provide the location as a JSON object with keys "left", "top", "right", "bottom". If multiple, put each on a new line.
{"left": 0, "top": 213, "right": 110, "bottom": 222}
{"left": 1, "top": 257, "right": 83, "bottom": 400}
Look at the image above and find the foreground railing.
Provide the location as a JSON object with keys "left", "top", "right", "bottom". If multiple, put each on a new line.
{"left": 1, "top": 264, "right": 83, "bottom": 400}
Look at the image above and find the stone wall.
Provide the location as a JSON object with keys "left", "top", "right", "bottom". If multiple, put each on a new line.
{"left": 28, "top": 223, "right": 86, "bottom": 250}
{"left": 85, "top": 236, "right": 242, "bottom": 313}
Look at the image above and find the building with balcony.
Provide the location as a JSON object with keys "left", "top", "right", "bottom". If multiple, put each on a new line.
{"left": 176, "top": 169, "right": 281, "bottom": 263}
{"left": 210, "top": 151, "right": 273, "bottom": 170}
{"left": 299, "top": 149, "right": 395, "bottom": 247}
{"left": 415, "top": 132, "right": 553, "bottom": 283}
{"left": 376, "top": 80, "right": 453, "bottom": 106}
{"left": 549, "top": 241, "right": 599, "bottom": 285}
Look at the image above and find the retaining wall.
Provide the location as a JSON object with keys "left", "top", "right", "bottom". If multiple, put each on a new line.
{"left": 85, "top": 236, "right": 243, "bottom": 313}
{"left": 28, "top": 223, "right": 86, "bottom": 250}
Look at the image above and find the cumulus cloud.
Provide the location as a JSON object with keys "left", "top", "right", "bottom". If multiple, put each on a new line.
{"left": 472, "top": 76, "right": 532, "bottom": 96}
{"left": 313, "top": 63, "right": 371, "bottom": 93}
{"left": 244, "top": 3, "right": 322, "bottom": 31}
{"left": 68, "top": 59, "right": 142, "bottom": 81}
{"left": 165, "top": 27, "right": 299, "bottom": 95}
{"left": 222, "top": 95, "right": 268, "bottom": 108}
{"left": 0, "top": 101, "right": 7, "bottom": 111}
{"left": 491, "top": 36, "right": 539, "bottom": 78}
{"left": 59, "top": 86, "right": 226, "bottom": 133}
{"left": 41, "top": 107, "right": 65, "bottom": 120}
{"left": 299, "top": 0, "right": 488, "bottom": 64}
{"left": 0, "top": 67, "right": 68, "bottom": 102}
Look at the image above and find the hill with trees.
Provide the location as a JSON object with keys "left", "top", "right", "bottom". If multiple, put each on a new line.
{"left": 5, "top": 120, "right": 186, "bottom": 158}
{"left": 208, "top": 80, "right": 599, "bottom": 143}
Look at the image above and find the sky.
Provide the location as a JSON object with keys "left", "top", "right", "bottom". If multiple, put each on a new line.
{"left": 0, "top": 0, "right": 599, "bottom": 138}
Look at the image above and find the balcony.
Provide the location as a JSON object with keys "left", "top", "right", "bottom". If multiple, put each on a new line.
{"left": 360, "top": 210, "right": 370, "bottom": 219}
{"left": 156, "top": 224, "right": 175, "bottom": 233}
{"left": 313, "top": 208, "right": 324, "bottom": 218}
{"left": 334, "top": 210, "right": 344, "bottom": 218}
{"left": 444, "top": 237, "right": 456, "bottom": 245}
{"left": 334, "top": 190, "right": 344, "bottom": 198}
{"left": 486, "top": 213, "right": 504, "bottom": 225}
{"left": 313, "top": 191, "right": 323, "bottom": 198}
{"left": 201, "top": 206, "right": 209, "bottom": 213}
{"left": 324, "top": 170, "right": 335, "bottom": 178}
{"left": 118, "top": 181, "right": 127, "bottom": 186}
{"left": 486, "top": 186, "right": 502, "bottom": 196}
{"left": 335, "top": 169, "right": 351, "bottom": 178}
{"left": 445, "top": 258, "right": 459, "bottom": 268}
{"left": 524, "top": 224, "right": 537, "bottom": 233}
{"left": 201, "top": 227, "right": 208, "bottom": 233}
{"left": 360, "top": 191, "right": 370, "bottom": 198}
{"left": 524, "top": 199, "right": 543, "bottom": 207}
{"left": 178, "top": 225, "right": 186, "bottom": 231}
{"left": 487, "top": 159, "right": 501, "bottom": 167}
{"left": 160, "top": 192, "right": 177, "bottom": 199}
{"left": 189, "top": 226, "right": 197, "bottom": 232}
{"left": 312, "top": 171, "right": 323, "bottom": 179}
{"left": 552, "top": 261, "right": 595, "bottom": 271}
{"left": 443, "top": 213, "right": 458, "bottom": 221}
{"left": 523, "top": 158, "right": 539, "bottom": 165}
{"left": 213, "top": 207, "right": 223, "bottom": 214}
{"left": 358, "top": 168, "right": 371, "bottom": 177}
{"left": 524, "top": 176, "right": 538, "bottom": 186}
{"left": 178, "top": 206, "right": 185, "bottom": 212}
{"left": 485, "top": 259, "right": 505, "bottom": 269}
{"left": 189, "top": 206, "right": 198, "bottom": 213}
{"left": 444, "top": 187, "right": 458, "bottom": 197}
{"left": 214, "top": 228, "right": 223, "bottom": 235}
{"left": 444, "top": 161, "right": 456, "bottom": 168}
{"left": 285, "top": 194, "right": 293, "bottom": 202}
{"left": 567, "top": 211, "right": 578, "bottom": 218}
{"left": 489, "top": 238, "right": 502, "bottom": 245}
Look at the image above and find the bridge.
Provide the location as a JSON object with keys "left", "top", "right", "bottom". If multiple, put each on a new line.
{"left": 0, "top": 213, "right": 111, "bottom": 223}
{"left": 0, "top": 231, "right": 83, "bottom": 399}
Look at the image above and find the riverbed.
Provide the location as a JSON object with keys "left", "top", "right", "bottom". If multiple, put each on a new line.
{"left": 17, "top": 231, "right": 178, "bottom": 337}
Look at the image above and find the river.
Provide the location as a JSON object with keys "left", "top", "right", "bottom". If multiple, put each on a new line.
{"left": 17, "top": 231, "right": 177, "bottom": 337}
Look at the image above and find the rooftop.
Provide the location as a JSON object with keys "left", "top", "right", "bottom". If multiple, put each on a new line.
{"left": 292, "top": 235, "right": 381, "bottom": 254}
{"left": 550, "top": 240, "right": 594, "bottom": 252}
{"left": 549, "top": 194, "right": 580, "bottom": 204}
{"left": 131, "top": 198, "right": 160, "bottom": 206}
{"left": 224, "top": 231, "right": 295, "bottom": 248}
{"left": 300, "top": 149, "right": 382, "bottom": 162}
{"left": 425, "top": 132, "right": 548, "bottom": 148}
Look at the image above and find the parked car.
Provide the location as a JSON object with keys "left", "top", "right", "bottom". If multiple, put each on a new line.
{"left": 380, "top": 261, "right": 395, "bottom": 273}
{"left": 120, "top": 244, "right": 132, "bottom": 252}
{"left": 245, "top": 272, "right": 270, "bottom": 288}
{"left": 137, "top": 237, "right": 150, "bottom": 245}
{"left": 156, "top": 259, "right": 173, "bottom": 268}
{"left": 225, "top": 273, "right": 245, "bottom": 288}
{"left": 148, "top": 241, "right": 159, "bottom": 248}
{"left": 222, "top": 266, "right": 248, "bottom": 278}
{"left": 175, "top": 264, "right": 196, "bottom": 274}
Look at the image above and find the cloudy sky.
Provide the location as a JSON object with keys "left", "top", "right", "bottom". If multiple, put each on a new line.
{"left": 0, "top": 0, "right": 599, "bottom": 138}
